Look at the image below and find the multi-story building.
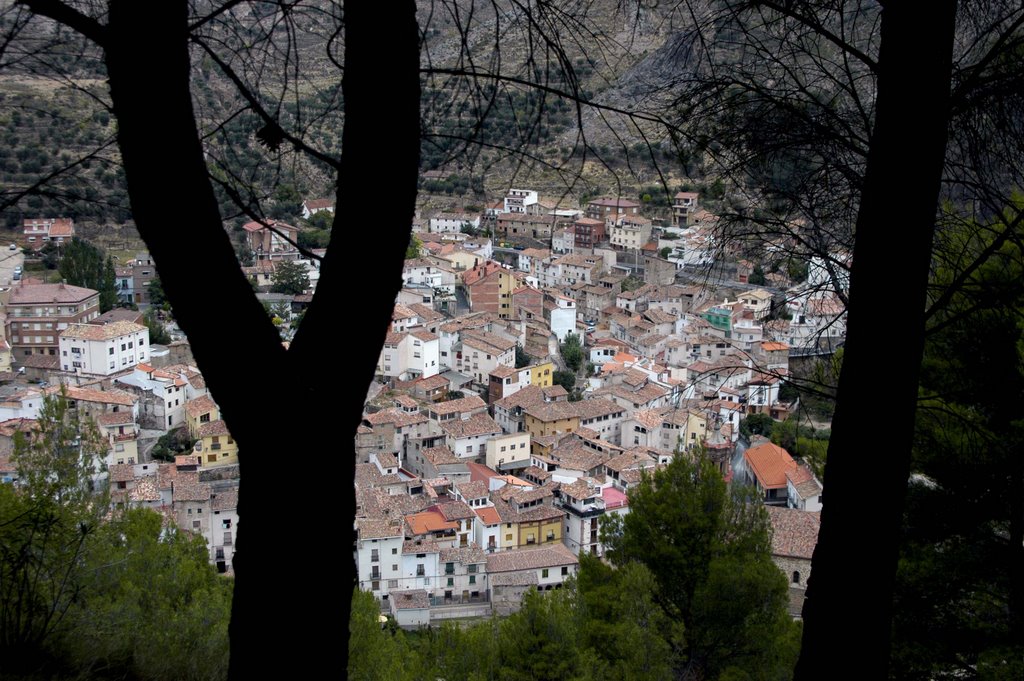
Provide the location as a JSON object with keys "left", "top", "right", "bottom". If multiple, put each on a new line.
{"left": 243, "top": 219, "right": 299, "bottom": 261}
{"left": 5, "top": 282, "right": 100, "bottom": 358}
{"left": 58, "top": 321, "right": 150, "bottom": 376}
{"left": 585, "top": 197, "right": 640, "bottom": 221}
{"left": 22, "top": 217, "right": 74, "bottom": 249}
{"left": 673, "top": 191, "right": 699, "bottom": 227}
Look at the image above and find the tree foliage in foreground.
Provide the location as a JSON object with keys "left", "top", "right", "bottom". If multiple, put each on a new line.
{"left": 602, "top": 451, "right": 800, "bottom": 680}
{"left": 0, "top": 391, "right": 231, "bottom": 680}
{"left": 890, "top": 206, "right": 1024, "bottom": 679}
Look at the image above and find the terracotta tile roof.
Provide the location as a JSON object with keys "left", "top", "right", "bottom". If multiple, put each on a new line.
{"left": 498, "top": 485, "right": 552, "bottom": 505}
{"left": 486, "top": 543, "right": 578, "bottom": 573}
{"left": 516, "top": 504, "right": 566, "bottom": 523}
{"left": 429, "top": 395, "right": 486, "bottom": 415}
{"left": 629, "top": 409, "right": 664, "bottom": 430}
{"left": 605, "top": 449, "right": 657, "bottom": 473}
{"left": 97, "top": 411, "right": 134, "bottom": 427}
{"left": 410, "top": 329, "right": 438, "bottom": 342}
{"left": 408, "top": 303, "right": 444, "bottom": 323}
{"left": 490, "top": 570, "right": 539, "bottom": 586}
{"left": 439, "top": 544, "right": 487, "bottom": 564}
{"left": 521, "top": 465, "right": 551, "bottom": 482}
{"left": 422, "top": 446, "right": 460, "bottom": 466}
{"left": 437, "top": 500, "right": 476, "bottom": 521}
{"left": 355, "top": 463, "right": 403, "bottom": 488}
{"left": 474, "top": 506, "right": 501, "bottom": 525}
{"left": 64, "top": 386, "right": 136, "bottom": 407}
{"left": 8, "top": 282, "right": 97, "bottom": 305}
{"left": 402, "top": 537, "right": 444, "bottom": 554}
{"left": 374, "top": 452, "right": 400, "bottom": 469}
{"left": 198, "top": 419, "right": 230, "bottom": 438}
{"left": 365, "top": 408, "right": 428, "bottom": 428}
{"left": 494, "top": 385, "right": 546, "bottom": 410}
{"left": 357, "top": 518, "right": 404, "bottom": 540}
{"left": 157, "top": 463, "right": 177, "bottom": 489}
{"left": 394, "top": 394, "right": 419, "bottom": 409}
{"left": 61, "top": 321, "right": 146, "bottom": 342}
{"left": 392, "top": 303, "right": 417, "bottom": 320}
{"left": 44, "top": 218, "right": 74, "bottom": 237}
{"left": 766, "top": 507, "right": 820, "bottom": 559}
{"left": 559, "top": 478, "right": 597, "bottom": 501}
{"left": 172, "top": 472, "right": 210, "bottom": 502}
{"left": 490, "top": 365, "right": 519, "bottom": 379}
{"left": 785, "top": 464, "right": 822, "bottom": 499}
{"left": 175, "top": 454, "right": 200, "bottom": 467}
{"left": 405, "top": 509, "right": 458, "bottom": 535}
{"left": 184, "top": 395, "right": 218, "bottom": 418}
{"left": 440, "top": 413, "right": 501, "bottom": 439}
{"left": 128, "top": 478, "right": 160, "bottom": 502}
{"left": 552, "top": 445, "right": 607, "bottom": 473}
{"left": 744, "top": 442, "right": 797, "bottom": 490}
{"left": 455, "top": 480, "right": 488, "bottom": 500}
{"left": 572, "top": 398, "right": 624, "bottom": 421}
{"left": 461, "top": 329, "right": 517, "bottom": 355}
{"left": 392, "top": 590, "right": 430, "bottom": 610}
{"left": 211, "top": 488, "right": 239, "bottom": 512}
{"left": 0, "top": 417, "right": 37, "bottom": 437}
{"left": 108, "top": 463, "right": 134, "bottom": 482}
{"left": 523, "top": 401, "right": 578, "bottom": 423}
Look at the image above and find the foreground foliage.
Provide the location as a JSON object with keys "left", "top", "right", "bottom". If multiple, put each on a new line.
{"left": 1, "top": 392, "right": 231, "bottom": 680}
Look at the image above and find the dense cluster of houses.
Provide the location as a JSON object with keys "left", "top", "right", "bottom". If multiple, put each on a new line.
{"left": 5, "top": 192, "right": 831, "bottom": 626}
{"left": 355, "top": 188, "right": 830, "bottom": 626}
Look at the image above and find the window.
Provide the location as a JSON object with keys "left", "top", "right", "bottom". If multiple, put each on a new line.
{"left": 467, "top": 564, "right": 477, "bottom": 574}
{"left": 469, "top": 575, "right": 476, "bottom": 585}
{"left": 541, "top": 568, "right": 549, "bottom": 578}
{"left": 392, "top": 547, "right": 398, "bottom": 555}
{"left": 505, "top": 534, "right": 513, "bottom": 541}
{"left": 792, "top": 571, "right": 801, "bottom": 584}
{"left": 109, "top": 347, "right": 114, "bottom": 355}
{"left": 561, "top": 566, "right": 569, "bottom": 576}
{"left": 222, "top": 519, "right": 231, "bottom": 529}
{"left": 193, "top": 521, "right": 201, "bottom": 529}
{"left": 416, "top": 564, "right": 425, "bottom": 576}
{"left": 446, "top": 577, "right": 454, "bottom": 587}
{"left": 371, "top": 580, "right": 380, "bottom": 591}
{"left": 388, "top": 579, "right": 398, "bottom": 588}
{"left": 371, "top": 549, "right": 379, "bottom": 562}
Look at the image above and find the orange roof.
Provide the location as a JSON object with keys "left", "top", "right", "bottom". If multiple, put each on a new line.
{"left": 405, "top": 509, "right": 458, "bottom": 535}
{"left": 744, "top": 442, "right": 796, "bottom": 489}
{"left": 760, "top": 341, "right": 789, "bottom": 352}
{"left": 474, "top": 506, "right": 501, "bottom": 525}
{"left": 612, "top": 352, "right": 638, "bottom": 364}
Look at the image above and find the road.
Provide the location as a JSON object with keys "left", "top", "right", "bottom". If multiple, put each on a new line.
{"left": 0, "top": 246, "right": 25, "bottom": 287}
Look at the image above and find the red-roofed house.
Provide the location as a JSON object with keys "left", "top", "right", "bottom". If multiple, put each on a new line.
{"left": 23, "top": 217, "right": 74, "bottom": 249}
{"left": 742, "top": 441, "right": 798, "bottom": 505}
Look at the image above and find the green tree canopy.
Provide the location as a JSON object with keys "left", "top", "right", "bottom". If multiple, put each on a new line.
{"left": 602, "top": 451, "right": 799, "bottom": 680}
{"left": 560, "top": 332, "right": 583, "bottom": 373}
{"left": 270, "top": 260, "right": 310, "bottom": 295}
{"left": 57, "top": 238, "right": 118, "bottom": 312}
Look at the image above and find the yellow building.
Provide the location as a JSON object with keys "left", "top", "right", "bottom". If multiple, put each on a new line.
{"left": 195, "top": 419, "right": 238, "bottom": 467}
{"left": 682, "top": 410, "right": 708, "bottom": 451}
{"left": 526, "top": 361, "right": 555, "bottom": 388}
{"left": 523, "top": 401, "right": 579, "bottom": 439}
{"left": 516, "top": 506, "right": 564, "bottom": 547}
{"left": 184, "top": 394, "right": 219, "bottom": 440}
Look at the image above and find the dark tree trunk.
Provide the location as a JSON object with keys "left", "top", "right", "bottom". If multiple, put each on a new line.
{"left": 57, "top": 0, "right": 422, "bottom": 676}
{"left": 794, "top": 2, "right": 958, "bottom": 678}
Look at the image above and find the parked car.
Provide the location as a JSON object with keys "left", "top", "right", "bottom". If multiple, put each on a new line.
{"left": 8, "top": 244, "right": 16, "bottom": 251}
